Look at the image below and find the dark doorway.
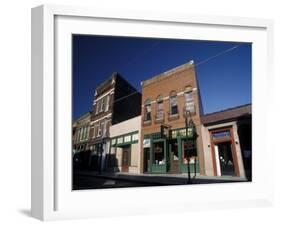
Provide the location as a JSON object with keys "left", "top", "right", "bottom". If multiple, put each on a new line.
{"left": 121, "top": 145, "right": 131, "bottom": 172}
{"left": 144, "top": 148, "right": 150, "bottom": 173}
{"left": 217, "top": 142, "right": 235, "bottom": 176}
{"left": 237, "top": 120, "right": 252, "bottom": 181}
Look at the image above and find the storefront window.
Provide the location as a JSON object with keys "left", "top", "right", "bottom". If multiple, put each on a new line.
{"left": 171, "top": 141, "right": 179, "bottom": 160}
{"left": 182, "top": 139, "right": 197, "bottom": 164}
{"left": 153, "top": 142, "right": 165, "bottom": 165}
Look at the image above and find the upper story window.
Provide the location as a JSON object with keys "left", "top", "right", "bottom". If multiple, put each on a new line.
{"left": 81, "top": 127, "right": 85, "bottom": 140}
{"left": 105, "top": 95, "right": 110, "bottom": 112}
{"left": 95, "top": 102, "right": 99, "bottom": 115}
{"left": 75, "top": 129, "right": 80, "bottom": 142}
{"left": 144, "top": 99, "right": 152, "bottom": 121}
{"left": 97, "top": 122, "right": 102, "bottom": 137}
{"left": 86, "top": 126, "right": 90, "bottom": 139}
{"left": 169, "top": 91, "right": 178, "bottom": 115}
{"left": 184, "top": 86, "right": 195, "bottom": 113}
{"left": 100, "top": 121, "right": 105, "bottom": 137}
{"left": 156, "top": 95, "right": 164, "bottom": 120}
{"left": 83, "top": 126, "right": 89, "bottom": 140}
{"left": 100, "top": 98, "right": 105, "bottom": 112}
{"left": 92, "top": 125, "right": 96, "bottom": 138}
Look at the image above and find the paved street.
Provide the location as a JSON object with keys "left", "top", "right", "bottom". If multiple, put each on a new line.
{"left": 73, "top": 171, "right": 163, "bottom": 190}
{"left": 73, "top": 169, "right": 248, "bottom": 190}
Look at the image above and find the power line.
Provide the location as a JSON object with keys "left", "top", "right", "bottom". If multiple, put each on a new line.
{"left": 104, "top": 43, "right": 245, "bottom": 104}
{"left": 194, "top": 44, "right": 243, "bottom": 67}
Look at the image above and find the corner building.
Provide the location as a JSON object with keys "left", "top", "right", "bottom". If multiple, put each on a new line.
{"left": 88, "top": 72, "right": 141, "bottom": 172}
{"left": 140, "top": 61, "right": 205, "bottom": 175}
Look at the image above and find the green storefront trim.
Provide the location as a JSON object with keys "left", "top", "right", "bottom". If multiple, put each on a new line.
{"left": 111, "top": 131, "right": 139, "bottom": 147}
{"left": 150, "top": 138, "right": 167, "bottom": 173}
{"left": 151, "top": 164, "right": 167, "bottom": 173}
{"left": 180, "top": 162, "right": 200, "bottom": 173}
{"left": 144, "top": 128, "right": 200, "bottom": 174}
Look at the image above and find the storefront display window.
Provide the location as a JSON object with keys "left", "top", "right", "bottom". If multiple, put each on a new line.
{"left": 182, "top": 139, "right": 197, "bottom": 164}
{"left": 153, "top": 142, "right": 165, "bottom": 165}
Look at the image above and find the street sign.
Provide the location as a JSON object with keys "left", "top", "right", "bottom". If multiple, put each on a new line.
{"left": 160, "top": 124, "right": 171, "bottom": 139}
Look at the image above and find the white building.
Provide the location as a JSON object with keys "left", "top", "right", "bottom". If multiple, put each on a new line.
{"left": 109, "top": 116, "right": 141, "bottom": 174}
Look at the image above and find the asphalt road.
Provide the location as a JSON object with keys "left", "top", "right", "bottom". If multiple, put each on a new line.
{"left": 73, "top": 173, "right": 162, "bottom": 190}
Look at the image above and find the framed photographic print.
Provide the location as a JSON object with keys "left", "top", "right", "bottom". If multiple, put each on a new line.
{"left": 31, "top": 4, "right": 274, "bottom": 221}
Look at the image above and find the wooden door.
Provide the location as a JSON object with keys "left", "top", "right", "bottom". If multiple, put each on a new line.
{"left": 121, "top": 146, "right": 131, "bottom": 172}
{"left": 169, "top": 140, "right": 179, "bottom": 174}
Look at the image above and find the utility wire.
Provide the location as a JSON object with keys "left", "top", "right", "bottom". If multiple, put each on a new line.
{"left": 195, "top": 44, "right": 242, "bottom": 67}
{"left": 105, "top": 43, "right": 245, "bottom": 104}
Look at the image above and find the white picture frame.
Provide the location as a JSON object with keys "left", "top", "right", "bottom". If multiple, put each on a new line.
{"left": 31, "top": 4, "right": 274, "bottom": 221}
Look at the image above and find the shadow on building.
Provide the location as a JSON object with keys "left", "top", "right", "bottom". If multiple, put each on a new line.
{"left": 237, "top": 115, "right": 252, "bottom": 181}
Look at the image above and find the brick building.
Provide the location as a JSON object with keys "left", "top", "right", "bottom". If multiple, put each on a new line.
{"left": 140, "top": 60, "right": 251, "bottom": 180}
{"left": 72, "top": 111, "right": 92, "bottom": 153}
{"left": 72, "top": 111, "right": 92, "bottom": 169}
{"left": 72, "top": 62, "right": 251, "bottom": 181}
{"left": 140, "top": 61, "right": 205, "bottom": 174}
{"left": 88, "top": 72, "right": 141, "bottom": 171}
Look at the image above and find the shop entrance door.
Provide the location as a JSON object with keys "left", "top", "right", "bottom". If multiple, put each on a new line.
{"left": 169, "top": 140, "right": 179, "bottom": 174}
{"left": 214, "top": 141, "right": 235, "bottom": 176}
{"left": 144, "top": 148, "right": 150, "bottom": 172}
{"left": 121, "top": 145, "right": 131, "bottom": 172}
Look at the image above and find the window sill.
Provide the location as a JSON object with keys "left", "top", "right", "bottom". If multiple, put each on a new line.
{"left": 143, "top": 120, "right": 152, "bottom": 126}
{"left": 168, "top": 114, "right": 179, "bottom": 121}
{"left": 155, "top": 118, "right": 164, "bottom": 124}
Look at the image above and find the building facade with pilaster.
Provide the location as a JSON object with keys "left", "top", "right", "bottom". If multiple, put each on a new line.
{"left": 88, "top": 72, "right": 141, "bottom": 172}
{"left": 140, "top": 61, "right": 205, "bottom": 175}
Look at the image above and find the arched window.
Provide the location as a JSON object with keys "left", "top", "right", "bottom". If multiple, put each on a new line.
{"left": 144, "top": 99, "right": 152, "bottom": 121}
{"left": 184, "top": 86, "right": 195, "bottom": 113}
{"left": 169, "top": 91, "right": 178, "bottom": 115}
{"left": 156, "top": 95, "right": 164, "bottom": 120}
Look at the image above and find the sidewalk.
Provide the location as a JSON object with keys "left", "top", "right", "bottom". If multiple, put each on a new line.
{"left": 74, "top": 170, "right": 248, "bottom": 185}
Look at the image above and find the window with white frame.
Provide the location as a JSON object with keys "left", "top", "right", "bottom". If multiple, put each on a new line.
{"left": 83, "top": 126, "right": 88, "bottom": 139}
{"left": 97, "top": 122, "right": 102, "bottom": 137}
{"left": 95, "top": 123, "right": 100, "bottom": 137}
{"left": 81, "top": 127, "right": 85, "bottom": 140}
{"left": 92, "top": 125, "right": 96, "bottom": 138}
{"left": 169, "top": 91, "right": 178, "bottom": 115}
{"left": 144, "top": 99, "right": 151, "bottom": 121}
{"left": 156, "top": 95, "right": 164, "bottom": 120}
{"left": 105, "top": 95, "right": 110, "bottom": 112}
{"left": 100, "top": 98, "right": 105, "bottom": 112}
{"left": 95, "top": 101, "right": 99, "bottom": 114}
{"left": 100, "top": 122, "right": 105, "bottom": 137}
{"left": 184, "top": 88, "right": 195, "bottom": 113}
{"left": 103, "top": 120, "right": 108, "bottom": 137}
{"left": 75, "top": 129, "right": 80, "bottom": 142}
{"left": 87, "top": 126, "right": 90, "bottom": 139}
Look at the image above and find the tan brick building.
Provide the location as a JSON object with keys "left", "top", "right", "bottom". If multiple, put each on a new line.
{"left": 140, "top": 60, "right": 205, "bottom": 175}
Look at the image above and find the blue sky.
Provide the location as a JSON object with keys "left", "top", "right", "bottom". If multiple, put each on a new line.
{"left": 72, "top": 35, "right": 251, "bottom": 120}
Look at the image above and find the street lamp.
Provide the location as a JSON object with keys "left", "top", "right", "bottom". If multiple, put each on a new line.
{"left": 183, "top": 108, "right": 197, "bottom": 184}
